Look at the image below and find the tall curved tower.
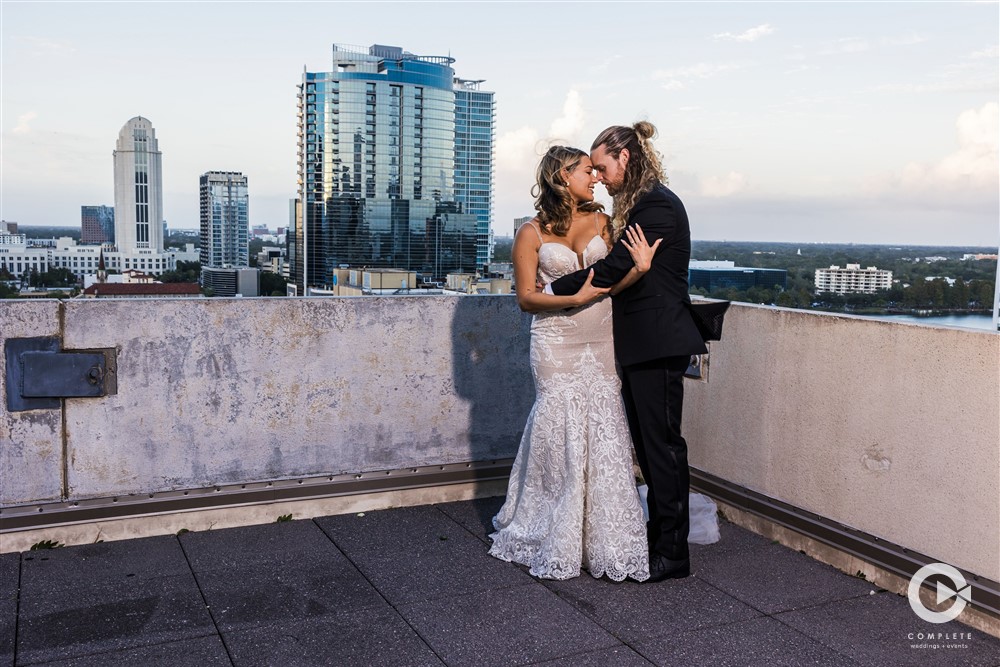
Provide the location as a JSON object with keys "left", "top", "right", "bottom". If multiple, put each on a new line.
{"left": 113, "top": 117, "right": 164, "bottom": 253}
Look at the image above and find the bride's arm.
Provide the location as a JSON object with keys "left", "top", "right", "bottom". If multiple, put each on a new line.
{"left": 608, "top": 224, "right": 661, "bottom": 296}
{"left": 513, "top": 223, "right": 609, "bottom": 313}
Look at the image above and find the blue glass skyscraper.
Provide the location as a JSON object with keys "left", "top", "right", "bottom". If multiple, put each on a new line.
{"left": 454, "top": 78, "right": 496, "bottom": 268}
{"left": 293, "top": 44, "right": 494, "bottom": 293}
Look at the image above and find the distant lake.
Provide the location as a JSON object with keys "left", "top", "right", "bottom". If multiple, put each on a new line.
{"left": 866, "top": 313, "right": 997, "bottom": 331}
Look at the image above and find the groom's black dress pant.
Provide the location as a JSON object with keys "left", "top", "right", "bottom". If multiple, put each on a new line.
{"left": 620, "top": 355, "right": 691, "bottom": 561}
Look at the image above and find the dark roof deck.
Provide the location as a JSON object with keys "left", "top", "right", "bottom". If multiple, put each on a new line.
{"left": 3, "top": 497, "right": 998, "bottom": 666}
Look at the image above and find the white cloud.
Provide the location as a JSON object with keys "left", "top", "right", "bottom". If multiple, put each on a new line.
{"left": 882, "top": 33, "right": 927, "bottom": 47}
{"left": 661, "top": 80, "right": 685, "bottom": 92}
{"left": 495, "top": 88, "right": 588, "bottom": 173}
{"left": 591, "top": 54, "right": 622, "bottom": 74}
{"left": 18, "top": 36, "right": 76, "bottom": 57}
{"left": 12, "top": 111, "right": 38, "bottom": 135}
{"left": 969, "top": 45, "right": 999, "bottom": 59}
{"left": 819, "top": 38, "right": 870, "bottom": 55}
{"left": 869, "top": 102, "right": 999, "bottom": 195}
{"left": 872, "top": 79, "right": 997, "bottom": 94}
{"left": 496, "top": 126, "right": 540, "bottom": 172}
{"left": 713, "top": 24, "right": 774, "bottom": 42}
{"left": 700, "top": 171, "right": 748, "bottom": 197}
{"left": 548, "top": 88, "right": 585, "bottom": 140}
{"left": 653, "top": 62, "right": 743, "bottom": 80}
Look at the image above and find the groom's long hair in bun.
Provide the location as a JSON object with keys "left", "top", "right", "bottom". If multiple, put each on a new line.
{"left": 531, "top": 146, "right": 603, "bottom": 237}
{"left": 592, "top": 121, "right": 666, "bottom": 240}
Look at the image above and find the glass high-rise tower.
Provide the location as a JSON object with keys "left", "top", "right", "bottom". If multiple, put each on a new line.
{"left": 199, "top": 171, "right": 249, "bottom": 269}
{"left": 454, "top": 78, "right": 496, "bottom": 268}
{"left": 292, "top": 43, "right": 494, "bottom": 293}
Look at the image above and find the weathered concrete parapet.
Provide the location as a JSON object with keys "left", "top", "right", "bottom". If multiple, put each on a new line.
{"left": 0, "top": 301, "right": 63, "bottom": 504}
{"left": 2, "top": 297, "right": 997, "bottom": 588}
{"left": 1, "top": 296, "right": 533, "bottom": 504}
{"left": 684, "top": 305, "right": 1000, "bottom": 582}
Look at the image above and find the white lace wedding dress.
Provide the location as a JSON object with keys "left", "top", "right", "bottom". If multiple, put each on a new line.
{"left": 489, "top": 233, "right": 650, "bottom": 581}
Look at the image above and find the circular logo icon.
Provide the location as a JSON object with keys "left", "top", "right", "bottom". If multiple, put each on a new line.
{"left": 908, "top": 563, "right": 971, "bottom": 624}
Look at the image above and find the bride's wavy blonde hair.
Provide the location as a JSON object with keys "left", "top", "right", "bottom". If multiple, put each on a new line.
{"left": 592, "top": 121, "right": 667, "bottom": 240}
{"left": 531, "top": 145, "right": 603, "bottom": 237}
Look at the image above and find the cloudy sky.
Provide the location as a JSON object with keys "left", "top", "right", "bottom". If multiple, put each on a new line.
{"left": 2, "top": 1, "right": 997, "bottom": 246}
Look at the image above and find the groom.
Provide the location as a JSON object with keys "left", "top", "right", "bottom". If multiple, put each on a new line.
{"left": 547, "top": 122, "right": 706, "bottom": 582}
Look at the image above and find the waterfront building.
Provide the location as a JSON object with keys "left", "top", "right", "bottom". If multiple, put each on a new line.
{"left": 292, "top": 43, "right": 490, "bottom": 294}
{"left": 81, "top": 206, "right": 115, "bottom": 245}
{"left": 814, "top": 264, "right": 892, "bottom": 295}
{"left": 688, "top": 260, "right": 788, "bottom": 292}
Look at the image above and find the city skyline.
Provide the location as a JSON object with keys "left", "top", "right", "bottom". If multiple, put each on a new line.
{"left": 1, "top": 2, "right": 997, "bottom": 247}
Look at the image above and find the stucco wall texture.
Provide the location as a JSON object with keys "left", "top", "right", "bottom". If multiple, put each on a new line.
{"left": 684, "top": 304, "right": 1000, "bottom": 581}
{"left": 0, "top": 301, "right": 63, "bottom": 504}
{"left": 2, "top": 297, "right": 997, "bottom": 581}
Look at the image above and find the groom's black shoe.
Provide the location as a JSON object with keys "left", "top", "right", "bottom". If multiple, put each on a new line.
{"left": 647, "top": 553, "right": 690, "bottom": 582}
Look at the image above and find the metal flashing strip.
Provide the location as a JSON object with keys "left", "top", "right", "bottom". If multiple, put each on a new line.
{"left": 0, "top": 459, "right": 515, "bottom": 533}
{"left": 691, "top": 467, "right": 1000, "bottom": 619}
{"left": 2, "top": 459, "right": 994, "bottom": 619}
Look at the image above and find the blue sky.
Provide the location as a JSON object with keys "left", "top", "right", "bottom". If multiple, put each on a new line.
{"left": 2, "top": 1, "right": 997, "bottom": 246}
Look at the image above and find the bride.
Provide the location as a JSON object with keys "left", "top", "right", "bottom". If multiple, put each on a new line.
{"left": 488, "top": 146, "right": 659, "bottom": 581}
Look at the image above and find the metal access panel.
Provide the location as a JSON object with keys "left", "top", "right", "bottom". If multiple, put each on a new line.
{"left": 5, "top": 337, "right": 117, "bottom": 412}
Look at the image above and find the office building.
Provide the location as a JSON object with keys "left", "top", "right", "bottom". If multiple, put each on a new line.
{"left": 454, "top": 78, "right": 496, "bottom": 267}
{"left": 201, "top": 267, "right": 259, "bottom": 298}
{"left": 81, "top": 206, "right": 115, "bottom": 245}
{"left": 814, "top": 264, "right": 892, "bottom": 295}
{"left": 114, "top": 117, "right": 164, "bottom": 253}
{"left": 200, "top": 171, "right": 249, "bottom": 269}
{"left": 688, "top": 261, "right": 787, "bottom": 292}
{"left": 292, "top": 43, "right": 492, "bottom": 294}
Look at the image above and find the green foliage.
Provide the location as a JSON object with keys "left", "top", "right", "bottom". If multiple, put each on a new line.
{"left": 249, "top": 238, "right": 265, "bottom": 266}
{"left": 158, "top": 260, "right": 200, "bottom": 283}
{"left": 276, "top": 514, "right": 293, "bottom": 523}
{"left": 260, "top": 271, "right": 287, "bottom": 296}
{"left": 176, "top": 528, "right": 190, "bottom": 536}
{"left": 492, "top": 237, "right": 514, "bottom": 263}
{"left": 28, "top": 267, "right": 77, "bottom": 288}
{"left": 30, "top": 539, "right": 63, "bottom": 550}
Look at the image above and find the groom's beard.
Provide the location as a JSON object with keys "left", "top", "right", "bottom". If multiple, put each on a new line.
{"left": 603, "top": 177, "right": 624, "bottom": 196}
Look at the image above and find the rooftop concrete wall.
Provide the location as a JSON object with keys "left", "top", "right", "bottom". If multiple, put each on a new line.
{"left": 1, "top": 297, "right": 533, "bottom": 503}
{"left": 684, "top": 304, "right": 1000, "bottom": 581}
{"left": 2, "top": 297, "right": 997, "bottom": 582}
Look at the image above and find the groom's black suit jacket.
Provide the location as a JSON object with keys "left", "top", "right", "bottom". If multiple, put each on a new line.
{"left": 550, "top": 183, "right": 707, "bottom": 367}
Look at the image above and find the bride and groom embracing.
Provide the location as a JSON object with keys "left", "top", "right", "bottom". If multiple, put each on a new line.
{"left": 489, "top": 121, "right": 719, "bottom": 583}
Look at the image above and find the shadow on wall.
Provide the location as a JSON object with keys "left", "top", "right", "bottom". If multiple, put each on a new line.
{"left": 450, "top": 296, "right": 534, "bottom": 463}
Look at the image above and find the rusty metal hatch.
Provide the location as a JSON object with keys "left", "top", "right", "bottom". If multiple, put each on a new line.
{"left": 5, "top": 337, "right": 117, "bottom": 411}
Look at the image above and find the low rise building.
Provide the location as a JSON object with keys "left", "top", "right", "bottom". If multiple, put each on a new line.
{"left": 814, "top": 264, "right": 892, "bottom": 294}
{"left": 688, "top": 261, "right": 787, "bottom": 292}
